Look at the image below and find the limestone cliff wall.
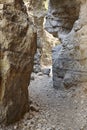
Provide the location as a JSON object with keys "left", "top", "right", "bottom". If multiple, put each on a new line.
{"left": 45, "top": 0, "right": 87, "bottom": 88}
{"left": 25, "top": 0, "right": 46, "bottom": 73}
{"left": 25, "top": 0, "right": 59, "bottom": 71}
{"left": 0, "top": 0, "right": 37, "bottom": 124}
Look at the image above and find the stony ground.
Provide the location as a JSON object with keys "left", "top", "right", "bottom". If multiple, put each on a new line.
{"left": 1, "top": 67, "right": 87, "bottom": 130}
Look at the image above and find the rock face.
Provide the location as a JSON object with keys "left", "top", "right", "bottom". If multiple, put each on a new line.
{"left": 25, "top": 0, "right": 59, "bottom": 72}
{"left": 0, "top": 0, "right": 37, "bottom": 124}
{"left": 25, "top": 0, "right": 46, "bottom": 73}
{"left": 45, "top": 0, "right": 87, "bottom": 89}
{"left": 33, "top": 15, "right": 44, "bottom": 73}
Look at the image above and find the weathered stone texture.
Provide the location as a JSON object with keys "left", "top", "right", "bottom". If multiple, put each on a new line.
{"left": 0, "top": 0, "right": 36, "bottom": 124}
{"left": 45, "top": 0, "right": 87, "bottom": 89}
{"left": 45, "top": 0, "right": 80, "bottom": 37}
{"left": 25, "top": 0, "right": 46, "bottom": 73}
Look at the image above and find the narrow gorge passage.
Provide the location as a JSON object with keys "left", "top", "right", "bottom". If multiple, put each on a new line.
{"left": 27, "top": 71, "right": 87, "bottom": 130}
{"left": 1, "top": 70, "right": 87, "bottom": 130}
{"left": 0, "top": 0, "right": 87, "bottom": 130}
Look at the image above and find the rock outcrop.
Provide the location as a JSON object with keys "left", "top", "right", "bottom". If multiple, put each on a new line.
{"left": 45, "top": 0, "right": 87, "bottom": 89}
{"left": 25, "top": 0, "right": 59, "bottom": 71}
{"left": 25, "top": 0, "right": 46, "bottom": 73}
{"left": 0, "top": 0, "right": 36, "bottom": 124}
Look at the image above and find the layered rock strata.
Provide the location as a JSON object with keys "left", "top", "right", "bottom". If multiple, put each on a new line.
{"left": 45, "top": 0, "right": 87, "bottom": 89}
{"left": 0, "top": 0, "right": 36, "bottom": 124}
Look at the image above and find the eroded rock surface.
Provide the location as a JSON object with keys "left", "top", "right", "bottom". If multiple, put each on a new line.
{"left": 0, "top": 0, "right": 36, "bottom": 124}
{"left": 25, "top": 0, "right": 59, "bottom": 72}
{"left": 25, "top": 0, "right": 46, "bottom": 73}
{"left": 45, "top": 0, "right": 87, "bottom": 89}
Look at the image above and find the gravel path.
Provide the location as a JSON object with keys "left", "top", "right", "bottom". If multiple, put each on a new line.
{"left": 1, "top": 70, "right": 87, "bottom": 130}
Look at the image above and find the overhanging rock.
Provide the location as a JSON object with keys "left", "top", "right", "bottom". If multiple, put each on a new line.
{"left": 45, "top": 0, "right": 87, "bottom": 89}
